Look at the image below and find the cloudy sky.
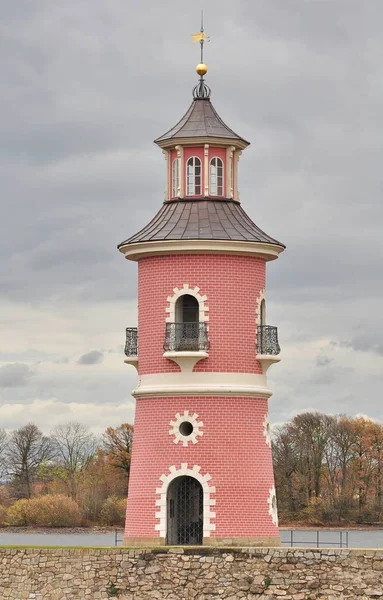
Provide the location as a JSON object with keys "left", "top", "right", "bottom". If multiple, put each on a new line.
{"left": 1, "top": 0, "right": 382, "bottom": 434}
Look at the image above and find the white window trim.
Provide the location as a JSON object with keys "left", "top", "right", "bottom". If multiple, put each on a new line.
{"left": 172, "top": 157, "right": 180, "bottom": 198}
{"left": 267, "top": 486, "right": 279, "bottom": 526}
{"left": 166, "top": 283, "right": 209, "bottom": 323}
{"left": 209, "top": 156, "right": 224, "bottom": 196}
{"left": 263, "top": 413, "right": 272, "bottom": 448}
{"left": 186, "top": 156, "right": 202, "bottom": 196}
{"left": 255, "top": 288, "right": 266, "bottom": 326}
{"left": 155, "top": 463, "right": 216, "bottom": 538}
{"left": 169, "top": 410, "right": 204, "bottom": 447}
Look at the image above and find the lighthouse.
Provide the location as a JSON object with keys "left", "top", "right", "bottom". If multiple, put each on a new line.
{"left": 118, "top": 30, "right": 285, "bottom": 547}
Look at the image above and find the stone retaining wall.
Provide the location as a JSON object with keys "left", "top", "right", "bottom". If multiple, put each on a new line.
{"left": 1, "top": 546, "right": 383, "bottom": 599}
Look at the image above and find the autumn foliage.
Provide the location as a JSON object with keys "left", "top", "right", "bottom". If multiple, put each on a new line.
{"left": 0, "top": 422, "right": 132, "bottom": 528}
{"left": 273, "top": 412, "right": 383, "bottom": 525}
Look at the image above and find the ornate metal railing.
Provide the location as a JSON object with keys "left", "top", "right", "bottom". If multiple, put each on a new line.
{"left": 125, "top": 327, "right": 138, "bottom": 357}
{"left": 164, "top": 322, "right": 210, "bottom": 352}
{"left": 257, "top": 325, "right": 280, "bottom": 355}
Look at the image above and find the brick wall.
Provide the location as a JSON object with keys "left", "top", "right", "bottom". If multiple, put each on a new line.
{"left": 137, "top": 254, "right": 265, "bottom": 375}
{"left": 125, "top": 396, "right": 276, "bottom": 542}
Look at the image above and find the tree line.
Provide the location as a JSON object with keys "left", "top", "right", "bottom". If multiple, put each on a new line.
{"left": 273, "top": 412, "right": 383, "bottom": 525}
{"left": 2, "top": 412, "right": 382, "bottom": 528}
{"left": 0, "top": 422, "right": 133, "bottom": 526}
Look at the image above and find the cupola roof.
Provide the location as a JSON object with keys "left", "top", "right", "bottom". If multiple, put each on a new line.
{"left": 154, "top": 98, "right": 249, "bottom": 148}
{"left": 118, "top": 200, "right": 284, "bottom": 248}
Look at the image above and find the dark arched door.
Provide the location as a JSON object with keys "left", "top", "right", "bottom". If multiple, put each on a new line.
{"left": 167, "top": 476, "right": 203, "bottom": 545}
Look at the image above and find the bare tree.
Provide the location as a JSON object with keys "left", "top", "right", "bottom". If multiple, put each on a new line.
{"left": 103, "top": 423, "right": 134, "bottom": 476}
{"left": 6, "top": 423, "right": 54, "bottom": 498}
{"left": 0, "top": 429, "right": 7, "bottom": 479}
{"left": 51, "top": 422, "right": 98, "bottom": 499}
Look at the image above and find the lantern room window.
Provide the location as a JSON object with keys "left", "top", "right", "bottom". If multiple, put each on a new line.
{"left": 210, "top": 157, "right": 223, "bottom": 196}
{"left": 187, "top": 157, "right": 201, "bottom": 196}
{"left": 172, "top": 158, "right": 180, "bottom": 197}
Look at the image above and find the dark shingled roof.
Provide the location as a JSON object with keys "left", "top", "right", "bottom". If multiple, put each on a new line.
{"left": 154, "top": 99, "right": 249, "bottom": 146}
{"left": 118, "top": 200, "right": 284, "bottom": 247}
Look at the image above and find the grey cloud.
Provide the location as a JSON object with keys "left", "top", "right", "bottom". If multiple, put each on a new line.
{"left": 337, "top": 337, "right": 383, "bottom": 357}
{"left": 316, "top": 355, "right": 334, "bottom": 368}
{"left": 77, "top": 351, "right": 104, "bottom": 365}
{"left": 0, "top": 364, "right": 35, "bottom": 387}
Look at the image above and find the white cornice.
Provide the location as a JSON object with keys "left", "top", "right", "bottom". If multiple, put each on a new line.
{"left": 119, "top": 239, "right": 284, "bottom": 262}
{"left": 155, "top": 136, "right": 249, "bottom": 151}
{"left": 132, "top": 372, "right": 273, "bottom": 399}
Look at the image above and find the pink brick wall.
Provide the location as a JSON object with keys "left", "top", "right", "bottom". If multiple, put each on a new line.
{"left": 125, "top": 396, "right": 278, "bottom": 540}
{"left": 137, "top": 254, "right": 265, "bottom": 375}
{"left": 169, "top": 146, "right": 229, "bottom": 199}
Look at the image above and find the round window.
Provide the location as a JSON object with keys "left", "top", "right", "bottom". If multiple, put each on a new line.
{"left": 179, "top": 421, "right": 194, "bottom": 437}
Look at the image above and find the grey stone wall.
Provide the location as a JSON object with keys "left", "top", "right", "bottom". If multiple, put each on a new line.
{"left": 1, "top": 546, "right": 383, "bottom": 599}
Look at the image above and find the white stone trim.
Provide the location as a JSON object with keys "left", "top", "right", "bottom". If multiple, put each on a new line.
{"left": 255, "top": 289, "right": 266, "bottom": 326}
{"left": 165, "top": 283, "right": 209, "bottom": 323}
{"left": 162, "top": 351, "right": 208, "bottom": 373}
{"left": 120, "top": 239, "right": 284, "bottom": 262}
{"left": 263, "top": 414, "right": 272, "bottom": 448}
{"left": 268, "top": 486, "right": 278, "bottom": 526}
{"left": 162, "top": 149, "right": 170, "bottom": 201}
{"left": 226, "top": 146, "right": 235, "bottom": 199}
{"left": 133, "top": 371, "right": 272, "bottom": 399}
{"left": 156, "top": 136, "right": 248, "bottom": 151}
{"left": 155, "top": 463, "right": 216, "bottom": 538}
{"left": 175, "top": 145, "right": 183, "bottom": 197}
{"left": 169, "top": 410, "right": 204, "bottom": 447}
{"left": 204, "top": 144, "right": 209, "bottom": 196}
{"left": 256, "top": 354, "right": 281, "bottom": 374}
{"left": 233, "top": 150, "right": 242, "bottom": 201}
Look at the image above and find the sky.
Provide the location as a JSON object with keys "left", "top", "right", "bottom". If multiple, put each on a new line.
{"left": 1, "top": 0, "right": 383, "bottom": 434}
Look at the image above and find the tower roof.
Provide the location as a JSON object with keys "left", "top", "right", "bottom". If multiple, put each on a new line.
{"left": 154, "top": 98, "right": 249, "bottom": 148}
{"left": 118, "top": 200, "right": 284, "bottom": 248}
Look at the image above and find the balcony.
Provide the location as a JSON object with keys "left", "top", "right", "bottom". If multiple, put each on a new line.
{"left": 256, "top": 325, "right": 281, "bottom": 373}
{"left": 163, "top": 322, "right": 209, "bottom": 372}
{"left": 124, "top": 327, "right": 138, "bottom": 368}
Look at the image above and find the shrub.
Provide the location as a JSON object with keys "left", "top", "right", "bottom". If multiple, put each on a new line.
{"left": 0, "top": 505, "right": 7, "bottom": 526}
{"left": 26, "top": 494, "right": 82, "bottom": 527}
{"left": 100, "top": 496, "right": 126, "bottom": 526}
{"left": 6, "top": 499, "right": 29, "bottom": 526}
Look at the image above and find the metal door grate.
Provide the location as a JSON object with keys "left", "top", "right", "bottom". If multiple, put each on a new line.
{"left": 168, "top": 476, "right": 203, "bottom": 545}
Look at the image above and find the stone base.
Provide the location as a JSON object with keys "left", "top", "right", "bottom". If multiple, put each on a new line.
{"left": 123, "top": 536, "right": 166, "bottom": 547}
{"left": 203, "top": 535, "right": 280, "bottom": 547}
{"left": 123, "top": 535, "right": 280, "bottom": 547}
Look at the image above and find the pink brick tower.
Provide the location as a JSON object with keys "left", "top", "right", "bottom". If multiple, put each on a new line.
{"left": 118, "top": 40, "right": 285, "bottom": 546}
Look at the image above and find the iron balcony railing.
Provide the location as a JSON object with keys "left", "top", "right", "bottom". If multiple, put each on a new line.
{"left": 125, "top": 327, "right": 138, "bottom": 357}
{"left": 164, "top": 322, "right": 210, "bottom": 352}
{"left": 257, "top": 325, "right": 280, "bottom": 355}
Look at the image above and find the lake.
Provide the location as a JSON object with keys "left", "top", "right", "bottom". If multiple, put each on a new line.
{"left": 1, "top": 529, "right": 383, "bottom": 548}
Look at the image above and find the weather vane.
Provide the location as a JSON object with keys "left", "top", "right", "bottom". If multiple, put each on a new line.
{"left": 191, "top": 12, "right": 211, "bottom": 99}
{"left": 191, "top": 11, "right": 210, "bottom": 65}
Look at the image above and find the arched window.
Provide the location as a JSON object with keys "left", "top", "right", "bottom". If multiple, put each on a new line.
{"left": 174, "top": 294, "right": 200, "bottom": 351}
{"left": 172, "top": 158, "right": 179, "bottom": 197}
{"left": 175, "top": 294, "right": 199, "bottom": 324}
{"left": 187, "top": 157, "right": 201, "bottom": 196}
{"left": 210, "top": 157, "right": 223, "bottom": 196}
{"left": 260, "top": 299, "right": 266, "bottom": 326}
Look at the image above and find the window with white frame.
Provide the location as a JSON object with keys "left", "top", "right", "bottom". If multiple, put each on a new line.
{"left": 172, "top": 158, "right": 180, "bottom": 197}
{"left": 210, "top": 157, "right": 223, "bottom": 196}
{"left": 187, "top": 157, "right": 201, "bottom": 196}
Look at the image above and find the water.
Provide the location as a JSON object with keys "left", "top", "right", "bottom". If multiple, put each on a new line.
{"left": 280, "top": 529, "right": 383, "bottom": 549}
{"left": 0, "top": 532, "right": 119, "bottom": 547}
{"left": 1, "top": 529, "right": 383, "bottom": 548}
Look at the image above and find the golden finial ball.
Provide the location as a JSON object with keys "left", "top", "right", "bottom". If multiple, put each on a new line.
{"left": 196, "top": 63, "right": 208, "bottom": 76}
